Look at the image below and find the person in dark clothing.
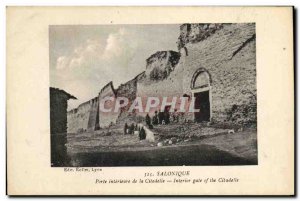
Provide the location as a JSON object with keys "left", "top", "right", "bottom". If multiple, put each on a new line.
{"left": 139, "top": 127, "right": 146, "bottom": 140}
{"left": 145, "top": 113, "right": 151, "bottom": 127}
{"left": 152, "top": 111, "right": 158, "bottom": 125}
{"left": 143, "top": 128, "right": 147, "bottom": 139}
{"left": 164, "top": 112, "right": 170, "bottom": 124}
{"left": 158, "top": 111, "right": 164, "bottom": 124}
{"left": 130, "top": 123, "right": 135, "bottom": 135}
{"left": 124, "top": 123, "right": 128, "bottom": 135}
{"left": 138, "top": 129, "right": 141, "bottom": 140}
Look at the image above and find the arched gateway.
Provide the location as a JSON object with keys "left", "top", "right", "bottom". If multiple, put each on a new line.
{"left": 190, "top": 68, "right": 211, "bottom": 122}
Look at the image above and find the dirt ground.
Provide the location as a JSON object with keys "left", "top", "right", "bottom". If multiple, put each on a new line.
{"left": 68, "top": 143, "right": 255, "bottom": 166}
{"left": 66, "top": 122, "right": 257, "bottom": 165}
{"left": 199, "top": 129, "right": 257, "bottom": 162}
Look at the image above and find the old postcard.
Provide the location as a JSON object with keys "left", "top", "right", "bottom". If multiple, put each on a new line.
{"left": 7, "top": 7, "right": 294, "bottom": 195}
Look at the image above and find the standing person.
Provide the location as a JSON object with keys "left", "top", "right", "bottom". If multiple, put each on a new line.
{"left": 158, "top": 111, "right": 164, "bottom": 124}
{"left": 140, "top": 127, "right": 146, "bottom": 140}
{"left": 172, "top": 109, "right": 179, "bottom": 123}
{"left": 124, "top": 123, "right": 128, "bottom": 135}
{"left": 130, "top": 123, "right": 135, "bottom": 135}
{"left": 164, "top": 112, "right": 170, "bottom": 124}
{"left": 138, "top": 127, "right": 142, "bottom": 140}
{"left": 152, "top": 111, "right": 158, "bottom": 125}
{"left": 145, "top": 113, "right": 151, "bottom": 127}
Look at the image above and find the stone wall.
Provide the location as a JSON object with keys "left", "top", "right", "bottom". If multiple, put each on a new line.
{"left": 136, "top": 23, "right": 256, "bottom": 125}
{"left": 116, "top": 74, "right": 139, "bottom": 121}
{"left": 181, "top": 23, "right": 256, "bottom": 125}
{"left": 67, "top": 109, "right": 77, "bottom": 133}
{"left": 145, "top": 51, "right": 180, "bottom": 81}
{"left": 177, "top": 23, "right": 223, "bottom": 50}
{"left": 67, "top": 100, "right": 92, "bottom": 133}
{"left": 98, "top": 81, "right": 119, "bottom": 128}
{"left": 87, "top": 97, "right": 100, "bottom": 131}
{"left": 137, "top": 50, "right": 186, "bottom": 116}
{"left": 66, "top": 23, "right": 257, "bottom": 132}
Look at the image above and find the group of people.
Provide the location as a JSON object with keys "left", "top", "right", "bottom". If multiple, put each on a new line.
{"left": 123, "top": 110, "right": 182, "bottom": 141}
{"left": 124, "top": 123, "right": 137, "bottom": 135}
{"left": 124, "top": 123, "right": 146, "bottom": 140}
{"left": 146, "top": 109, "right": 180, "bottom": 127}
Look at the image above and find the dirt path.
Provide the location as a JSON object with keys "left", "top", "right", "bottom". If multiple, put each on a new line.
{"left": 66, "top": 123, "right": 257, "bottom": 166}
{"left": 68, "top": 143, "right": 255, "bottom": 166}
{"left": 199, "top": 129, "right": 257, "bottom": 162}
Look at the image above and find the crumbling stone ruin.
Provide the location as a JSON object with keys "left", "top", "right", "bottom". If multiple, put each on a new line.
{"left": 146, "top": 51, "right": 180, "bottom": 81}
{"left": 67, "top": 23, "right": 256, "bottom": 133}
{"left": 177, "top": 23, "right": 223, "bottom": 50}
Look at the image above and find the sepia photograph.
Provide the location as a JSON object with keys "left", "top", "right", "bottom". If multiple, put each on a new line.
{"left": 50, "top": 23, "right": 257, "bottom": 167}
{"left": 6, "top": 5, "right": 294, "bottom": 195}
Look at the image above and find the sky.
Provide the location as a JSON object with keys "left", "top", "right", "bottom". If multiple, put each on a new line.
{"left": 49, "top": 24, "right": 180, "bottom": 110}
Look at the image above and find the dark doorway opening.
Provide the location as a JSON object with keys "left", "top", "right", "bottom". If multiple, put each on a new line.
{"left": 194, "top": 90, "right": 210, "bottom": 122}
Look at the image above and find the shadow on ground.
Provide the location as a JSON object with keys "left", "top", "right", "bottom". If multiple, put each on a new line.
{"left": 68, "top": 143, "right": 257, "bottom": 167}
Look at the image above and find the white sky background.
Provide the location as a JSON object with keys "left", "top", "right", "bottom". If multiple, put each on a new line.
{"left": 49, "top": 24, "right": 180, "bottom": 110}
